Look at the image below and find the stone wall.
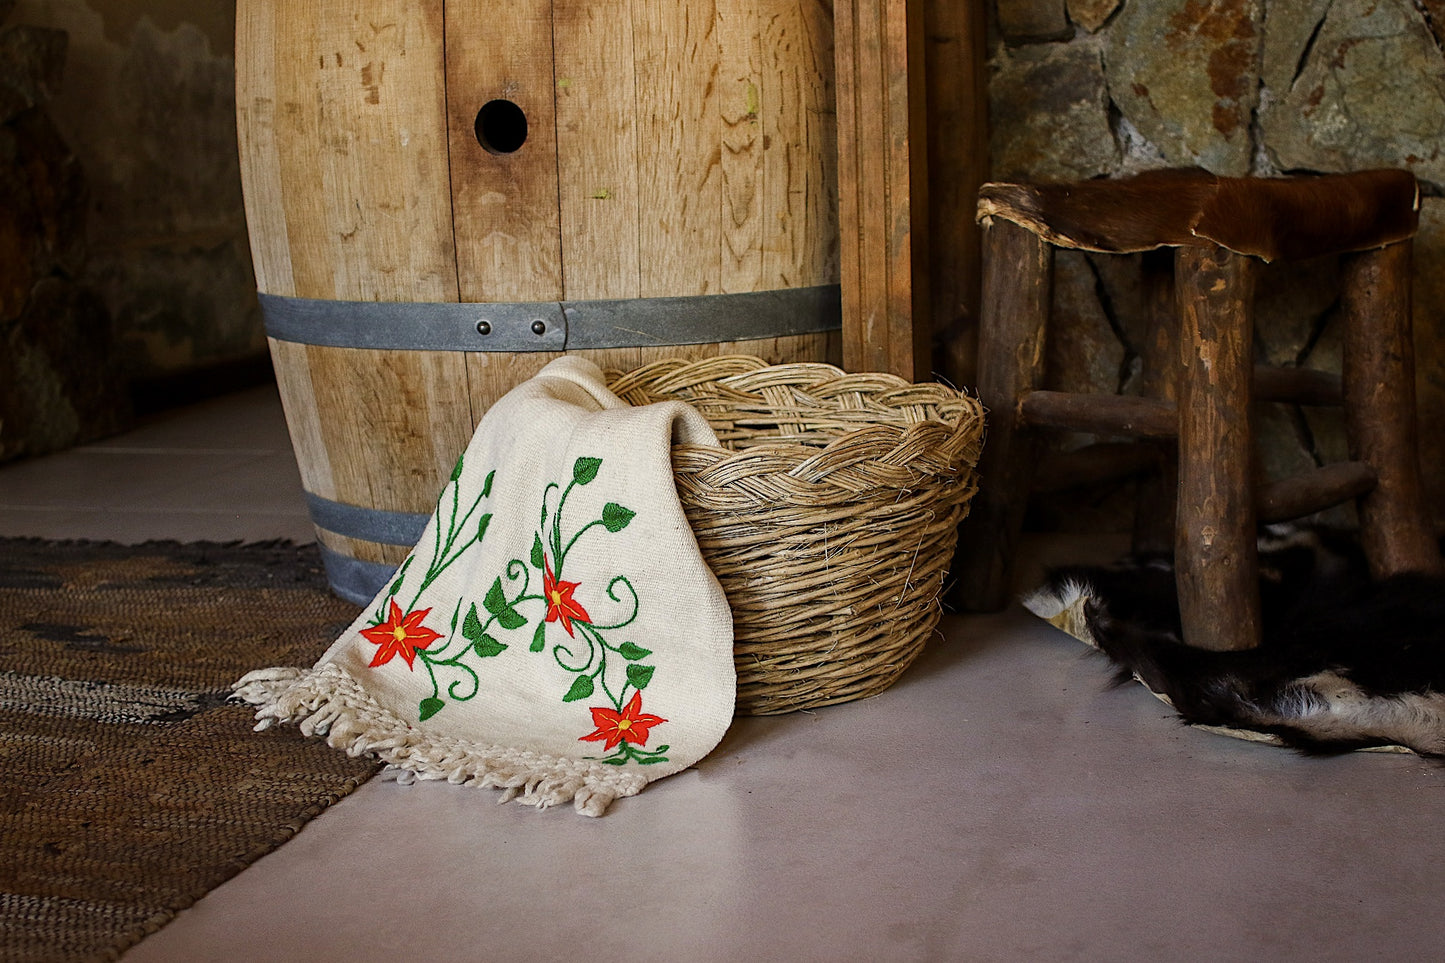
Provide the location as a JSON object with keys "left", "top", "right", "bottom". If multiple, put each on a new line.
{"left": 2, "top": 0, "right": 261, "bottom": 459}
{"left": 990, "top": 0, "right": 1445, "bottom": 532}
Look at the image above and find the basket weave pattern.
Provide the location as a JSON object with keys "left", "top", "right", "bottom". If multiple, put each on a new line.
{"left": 608, "top": 356, "right": 985, "bottom": 715}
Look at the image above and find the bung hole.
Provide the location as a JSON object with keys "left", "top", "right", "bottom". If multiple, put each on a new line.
{"left": 475, "top": 99, "right": 527, "bottom": 155}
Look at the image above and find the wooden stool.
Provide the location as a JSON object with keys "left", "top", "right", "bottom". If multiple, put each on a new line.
{"left": 954, "top": 169, "right": 1444, "bottom": 651}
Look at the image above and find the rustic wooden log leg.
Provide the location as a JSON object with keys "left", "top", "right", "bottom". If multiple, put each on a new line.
{"left": 953, "top": 218, "right": 1052, "bottom": 611}
{"left": 1174, "top": 245, "right": 1261, "bottom": 652}
{"left": 1341, "top": 240, "right": 1445, "bottom": 577}
{"left": 1133, "top": 249, "right": 1181, "bottom": 556}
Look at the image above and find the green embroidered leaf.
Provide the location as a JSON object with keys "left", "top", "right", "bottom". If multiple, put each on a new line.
{"left": 573, "top": 456, "right": 602, "bottom": 485}
{"left": 637, "top": 755, "right": 669, "bottom": 765}
{"left": 530, "top": 622, "right": 547, "bottom": 652}
{"left": 626, "top": 663, "right": 655, "bottom": 690}
{"left": 599, "top": 757, "right": 626, "bottom": 766}
{"left": 497, "top": 606, "right": 526, "bottom": 631}
{"left": 482, "top": 469, "right": 495, "bottom": 497}
{"left": 531, "top": 533, "right": 545, "bottom": 569}
{"left": 474, "top": 633, "right": 507, "bottom": 658}
{"left": 483, "top": 577, "right": 507, "bottom": 616}
{"left": 563, "top": 674, "right": 594, "bottom": 702}
{"left": 654, "top": 744, "right": 670, "bottom": 753}
{"left": 449, "top": 453, "right": 465, "bottom": 483}
{"left": 618, "top": 642, "right": 651, "bottom": 661}
{"left": 419, "top": 697, "right": 445, "bottom": 721}
{"left": 461, "top": 602, "right": 484, "bottom": 642}
{"left": 449, "top": 599, "right": 462, "bottom": 632}
{"left": 602, "top": 502, "right": 635, "bottom": 533}
{"left": 477, "top": 512, "right": 492, "bottom": 541}
{"left": 386, "top": 556, "right": 414, "bottom": 600}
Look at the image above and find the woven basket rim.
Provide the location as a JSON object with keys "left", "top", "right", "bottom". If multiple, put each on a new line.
{"left": 607, "top": 355, "right": 985, "bottom": 483}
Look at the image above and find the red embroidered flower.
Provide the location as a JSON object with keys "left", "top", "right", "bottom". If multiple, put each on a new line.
{"left": 360, "top": 599, "right": 441, "bottom": 670}
{"left": 543, "top": 554, "right": 590, "bottom": 637}
{"left": 579, "top": 691, "right": 666, "bottom": 751}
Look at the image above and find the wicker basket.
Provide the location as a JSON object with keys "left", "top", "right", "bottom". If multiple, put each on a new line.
{"left": 607, "top": 356, "right": 985, "bottom": 715}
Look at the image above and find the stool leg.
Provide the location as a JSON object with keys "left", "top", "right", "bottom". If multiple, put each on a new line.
{"left": 1341, "top": 240, "right": 1444, "bottom": 577}
{"left": 953, "top": 218, "right": 1052, "bottom": 611}
{"left": 1174, "top": 244, "right": 1261, "bottom": 651}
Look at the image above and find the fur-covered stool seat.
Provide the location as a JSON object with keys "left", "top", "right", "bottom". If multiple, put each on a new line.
{"left": 954, "top": 169, "right": 1443, "bottom": 652}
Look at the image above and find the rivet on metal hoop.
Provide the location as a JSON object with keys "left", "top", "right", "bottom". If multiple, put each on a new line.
{"left": 476, "top": 319, "right": 492, "bottom": 336}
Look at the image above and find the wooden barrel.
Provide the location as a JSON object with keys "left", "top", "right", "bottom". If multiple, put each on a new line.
{"left": 235, "top": 1, "right": 840, "bottom": 603}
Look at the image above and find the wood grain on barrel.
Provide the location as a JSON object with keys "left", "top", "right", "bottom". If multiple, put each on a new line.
{"left": 235, "top": 0, "right": 295, "bottom": 296}
{"left": 446, "top": 0, "right": 564, "bottom": 302}
{"left": 634, "top": 0, "right": 724, "bottom": 297}
{"left": 248, "top": 2, "right": 458, "bottom": 301}
{"left": 719, "top": 0, "right": 766, "bottom": 292}
{"left": 553, "top": 0, "right": 642, "bottom": 301}
{"left": 762, "top": 1, "right": 839, "bottom": 292}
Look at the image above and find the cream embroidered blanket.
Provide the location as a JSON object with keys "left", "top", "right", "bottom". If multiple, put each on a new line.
{"left": 235, "top": 358, "right": 737, "bottom": 815}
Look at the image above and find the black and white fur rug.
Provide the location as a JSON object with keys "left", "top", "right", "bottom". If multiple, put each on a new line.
{"left": 1023, "top": 527, "right": 1445, "bottom": 758}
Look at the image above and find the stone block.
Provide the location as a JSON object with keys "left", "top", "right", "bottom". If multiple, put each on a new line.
{"left": 998, "top": 0, "right": 1072, "bottom": 43}
{"left": 1261, "top": 0, "right": 1445, "bottom": 184}
{"left": 1253, "top": 255, "right": 1342, "bottom": 367}
{"left": 1067, "top": 0, "right": 1120, "bottom": 33}
{"left": 1259, "top": 0, "right": 1333, "bottom": 94}
{"left": 1105, "top": 0, "right": 1262, "bottom": 175}
{"left": 989, "top": 40, "right": 1118, "bottom": 181}
{"left": 1047, "top": 250, "right": 1128, "bottom": 398}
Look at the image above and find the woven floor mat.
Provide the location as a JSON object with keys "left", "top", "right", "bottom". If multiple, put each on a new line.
{"left": 0, "top": 539, "right": 377, "bottom": 962}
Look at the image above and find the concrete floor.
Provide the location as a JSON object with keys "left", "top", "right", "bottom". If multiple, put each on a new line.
{"left": 4, "top": 384, "right": 1445, "bottom": 961}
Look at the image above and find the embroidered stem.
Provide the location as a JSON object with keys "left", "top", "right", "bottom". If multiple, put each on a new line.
{"left": 561, "top": 519, "right": 608, "bottom": 568}
{"left": 551, "top": 482, "right": 576, "bottom": 578}
{"left": 587, "top": 575, "right": 640, "bottom": 631}
{"left": 408, "top": 470, "right": 495, "bottom": 611}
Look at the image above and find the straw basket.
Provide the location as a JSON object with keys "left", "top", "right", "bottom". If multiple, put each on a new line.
{"left": 608, "top": 356, "right": 986, "bottom": 715}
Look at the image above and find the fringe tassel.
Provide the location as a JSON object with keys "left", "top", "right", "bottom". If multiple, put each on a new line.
{"left": 232, "top": 665, "right": 648, "bottom": 816}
